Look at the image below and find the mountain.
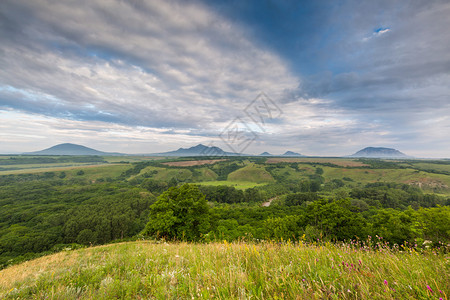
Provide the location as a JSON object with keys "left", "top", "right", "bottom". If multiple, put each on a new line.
{"left": 259, "top": 152, "right": 272, "bottom": 156}
{"left": 350, "top": 147, "right": 408, "bottom": 158}
{"left": 152, "top": 144, "right": 239, "bottom": 157}
{"left": 25, "top": 143, "right": 121, "bottom": 156}
{"left": 282, "top": 151, "right": 304, "bottom": 157}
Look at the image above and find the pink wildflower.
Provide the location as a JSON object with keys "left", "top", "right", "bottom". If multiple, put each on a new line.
{"left": 426, "top": 285, "right": 433, "bottom": 293}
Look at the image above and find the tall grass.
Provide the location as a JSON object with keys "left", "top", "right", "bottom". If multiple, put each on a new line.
{"left": 0, "top": 240, "right": 448, "bottom": 299}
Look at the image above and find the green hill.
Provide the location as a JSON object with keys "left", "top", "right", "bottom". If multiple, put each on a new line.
{"left": 0, "top": 241, "right": 446, "bottom": 299}
{"left": 227, "top": 163, "right": 274, "bottom": 183}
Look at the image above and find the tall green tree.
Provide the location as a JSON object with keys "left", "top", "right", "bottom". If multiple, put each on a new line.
{"left": 142, "top": 184, "right": 210, "bottom": 241}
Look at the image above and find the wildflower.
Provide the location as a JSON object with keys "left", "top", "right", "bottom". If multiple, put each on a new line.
{"left": 426, "top": 285, "right": 433, "bottom": 293}
{"left": 384, "top": 280, "right": 388, "bottom": 285}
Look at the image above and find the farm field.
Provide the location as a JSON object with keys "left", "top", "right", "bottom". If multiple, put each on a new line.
{"left": 0, "top": 241, "right": 447, "bottom": 299}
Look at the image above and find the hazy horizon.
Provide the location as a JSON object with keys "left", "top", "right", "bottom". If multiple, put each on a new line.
{"left": 1, "top": 0, "right": 449, "bottom": 158}
{"left": 2, "top": 142, "right": 449, "bottom": 159}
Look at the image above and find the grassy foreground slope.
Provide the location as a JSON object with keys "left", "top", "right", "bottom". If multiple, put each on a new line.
{"left": 1, "top": 241, "right": 447, "bottom": 299}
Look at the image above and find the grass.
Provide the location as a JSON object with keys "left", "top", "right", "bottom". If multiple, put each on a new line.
{"left": 198, "top": 180, "right": 266, "bottom": 190}
{"left": 409, "top": 163, "right": 450, "bottom": 173}
{"left": 227, "top": 163, "right": 275, "bottom": 183}
{"left": 152, "top": 169, "right": 194, "bottom": 182}
{"left": 0, "top": 163, "right": 129, "bottom": 177}
{"left": 102, "top": 156, "right": 165, "bottom": 163}
{"left": 162, "top": 159, "right": 226, "bottom": 167}
{"left": 269, "top": 164, "right": 315, "bottom": 181}
{"left": 0, "top": 163, "right": 105, "bottom": 175}
{"left": 0, "top": 241, "right": 447, "bottom": 299}
{"left": 322, "top": 167, "right": 450, "bottom": 193}
{"left": 266, "top": 157, "right": 369, "bottom": 167}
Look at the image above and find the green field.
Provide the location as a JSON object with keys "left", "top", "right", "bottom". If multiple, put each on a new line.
{"left": 198, "top": 180, "right": 266, "bottom": 189}
{"left": 322, "top": 167, "right": 450, "bottom": 192}
{"left": 102, "top": 156, "right": 166, "bottom": 163}
{"left": 408, "top": 162, "right": 450, "bottom": 173}
{"left": 0, "top": 241, "right": 447, "bottom": 299}
{"left": 0, "top": 163, "right": 102, "bottom": 175}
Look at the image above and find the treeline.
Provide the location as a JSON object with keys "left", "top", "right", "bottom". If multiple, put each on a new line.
{"left": 0, "top": 180, "right": 155, "bottom": 268}
{"left": 141, "top": 184, "right": 450, "bottom": 247}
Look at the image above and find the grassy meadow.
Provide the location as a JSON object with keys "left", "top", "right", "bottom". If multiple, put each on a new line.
{"left": 197, "top": 180, "right": 266, "bottom": 190}
{"left": 0, "top": 240, "right": 447, "bottom": 299}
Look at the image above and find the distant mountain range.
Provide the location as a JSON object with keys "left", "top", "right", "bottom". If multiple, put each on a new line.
{"left": 258, "top": 151, "right": 304, "bottom": 156}
{"left": 22, "top": 143, "right": 409, "bottom": 158}
{"left": 350, "top": 147, "right": 409, "bottom": 158}
{"left": 24, "top": 143, "right": 122, "bottom": 156}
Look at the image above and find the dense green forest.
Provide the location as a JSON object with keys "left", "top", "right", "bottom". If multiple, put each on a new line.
{"left": 0, "top": 156, "right": 449, "bottom": 268}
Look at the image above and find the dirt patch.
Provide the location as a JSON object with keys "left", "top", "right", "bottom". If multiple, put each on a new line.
{"left": 265, "top": 158, "right": 368, "bottom": 167}
{"left": 162, "top": 159, "right": 226, "bottom": 167}
{"left": 262, "top": 197, "right": 278, "bottom": 207}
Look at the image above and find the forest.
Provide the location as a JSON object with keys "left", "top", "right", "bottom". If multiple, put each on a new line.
{"left": 0, "top": 156, "right": 449, "bottom": 268}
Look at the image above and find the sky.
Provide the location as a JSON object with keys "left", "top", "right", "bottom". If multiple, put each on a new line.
{"left": 0, "top": 0, "right": 449, "bottom": 157}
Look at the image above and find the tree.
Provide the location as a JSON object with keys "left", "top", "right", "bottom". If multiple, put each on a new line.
{"left": 76, "top": 229, "right": 97, "bottom": 245}
{"left": 315, "top": 167, "right": 324, "bottom": 175}
{"left": 142, "top": 184, "right": 210, "bottom": 241}
{"left": 306, "top": 198, "right": 366, "bottom": 240}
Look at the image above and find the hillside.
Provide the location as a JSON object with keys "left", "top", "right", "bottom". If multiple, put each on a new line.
{"left": 0, "top": 241, "right": 446, "bottom": 299}
{"left": 227, "top": 163, "right": 274, "bottom": 183}
{"left": 25, "top": 143, "right": 120, "bottom": 156}
{"left": 351, "top": 147, "right": 408, "bottom": 158}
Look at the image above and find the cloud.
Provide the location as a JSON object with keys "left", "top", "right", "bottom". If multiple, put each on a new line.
{"left": 0, "top": 110, "right": 213, "bottom": 154}
{"left": 0, "top": 0, "right": 298, "bottom": 131}
{"left": 1, "top": 0, "right": 449, "bottom": 157}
